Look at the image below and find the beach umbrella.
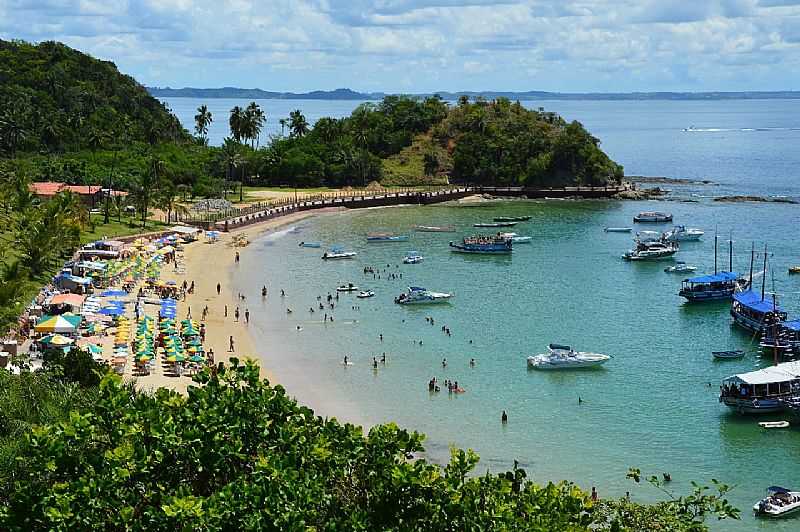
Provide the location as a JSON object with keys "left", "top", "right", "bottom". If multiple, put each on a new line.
{"left": 100, "top": 289, "right": 127, "bottom": 297}
{"left": 137, "top": 355, "right": 152, "bottom": 363}
{"left": 84, "top": 343, "right": 103, "bottom": 356}
{"left": 40, "top": 334, "right": 74, "bottom": 346}
{"left": 34, "top": 314, "right": 82, "bottom": 333}
{"left": 99, "top": 307, "right": 125, "bottom": 316}
{"left": 189, "top": 355, "right": 205, "bottom": 363}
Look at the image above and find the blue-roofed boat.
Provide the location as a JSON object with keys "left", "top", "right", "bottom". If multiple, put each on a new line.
{"left": 731, "top": 290, "right": 787, "bottom": 333}
{"left": 449, "top": 235, "right": 513, "bottom": 254}
{"left": 679, "top": 272, "right": 740, "bottom": 301}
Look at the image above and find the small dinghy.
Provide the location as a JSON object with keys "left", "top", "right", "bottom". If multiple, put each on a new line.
{"left": 357, "top": 290, "right": 375, "bottom": 298}
{"left": 712, "top": 350, "right": 745, "bottom": 360}
{"left": 474, "top": 222, "right": 517, "bottom": 228}
{"left": 299, "top": 241, "right": 321, "bottom": 248}
{"left": 664, "top": 261, "right": 697, "bottom": 273}
{"left": 336, "top": 283, "right": 359, "bottom": 292}
{"left": 790, "top": 266, "right": 800, "bottom": 274}
{"left": 759, "top": 421, "right": 790, "bottom": 429}
{"left": 604, "top": 227, "right": 632, "bottom": 233}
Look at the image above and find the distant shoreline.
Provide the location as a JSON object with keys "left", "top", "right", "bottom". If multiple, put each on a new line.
{"left": 149, "top": 87, "right": 800, "bottom": 101}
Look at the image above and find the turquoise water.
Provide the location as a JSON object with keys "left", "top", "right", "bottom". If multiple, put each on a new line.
{"left": 232, "top": 198, "right": 800, "bottom": 530}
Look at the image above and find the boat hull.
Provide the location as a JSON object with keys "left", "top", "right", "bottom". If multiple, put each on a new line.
{"left": 450, "top": 246, "right": 512, "bottom": 254}
{"left": 494, "top": 216, "right": 531, "bottom": 222}
{"left": 474, "top": 222, "right": 517, "bottom": 228}
{"left": 721, "top": 397, "right": 785, "bottom": 414}
{"left": 622, "top": 251, "right": 677, "bottom": 261}
{"left": 367, "top": 236, "right": 409, "bottom": 242}
{"left": 679, "top": 288, "right": 735, "bottom": 301}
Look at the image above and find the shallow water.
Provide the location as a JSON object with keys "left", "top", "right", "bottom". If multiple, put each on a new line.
{"left": 232, "top": 198, "right": 800, "bottom": 530}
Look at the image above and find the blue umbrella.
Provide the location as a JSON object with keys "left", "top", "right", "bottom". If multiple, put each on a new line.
{"left": 101, "top": 289, "right": 127, "bottom": 297}
{"left": 99, "top": 307, "right": 125, "bottom": 316}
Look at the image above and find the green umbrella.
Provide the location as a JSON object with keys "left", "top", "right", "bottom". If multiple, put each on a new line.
{"left": 189, "top": 355, "right": 205, "bottom": 363}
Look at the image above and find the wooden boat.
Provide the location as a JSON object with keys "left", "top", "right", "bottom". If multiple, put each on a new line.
{"left": 759, "top": 421, "right": 789, "bottom": 429}
{"left": 789, "top": 266, "right": 800, "bottom": 274}
{"left": 450, "top": 235, "right": 513, "bottom": 254}
{"left": 712, "top": 350, "right": 745, "bottom": 360}
{"left": 298, "top": 241, "right": 321, "bottom": 248}
{"left": 604, "top": 227, "right": 632, "bottom": 233}
{"left": 494, "top": 216, "right": 531, "bottom": 222}
{"left": 366, "top": 233, "right": 409, "bottom": 242}
{"left": 322, "top": 248, "right": 357, "bottom": 260}
{"left": 415, "top": 225, "right": 456, "bottom": 232}
{"left": 474, "top": 222, "right": 517, "bottom": 228}
{"left": 633, "top": 211, "right": 673, "bottom": 223}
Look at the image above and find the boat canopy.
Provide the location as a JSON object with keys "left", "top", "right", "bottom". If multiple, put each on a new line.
{"left": 732, "top": 290, "right": 783, "bottom": 314}
{"left": 409, "top": 286, "right": 426, "bottom": 291}
{"left": 549, "top": 343, "right": 571, "bottom": 351}
{"left": 723, "top": 361, "right": 800, "bottom": 385}
{"left": 685, "top": 272, "right": 738, "bottom": 284}
{"left": 782, "top": 319, "right": 800, "bottom": 332}
{"left": 768, "top": 486, "right": 792, "bottom": 494}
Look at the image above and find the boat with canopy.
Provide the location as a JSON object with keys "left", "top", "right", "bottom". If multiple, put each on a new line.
{"left": 679, "top": 235, "right": 744, "bottom": 302}
{"left": 754, "top": 487, "right": 800, "bottom": 517}
{"left": 719, "top": 361, "right": 800, "bottom": 414}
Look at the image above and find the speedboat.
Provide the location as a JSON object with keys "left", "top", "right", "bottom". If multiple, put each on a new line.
{"left": 474, "top": 222, "right": 517, "bottom": 228}
{"left": 336, "top": 283, "right": 359, "bottom": 292}
{"left": 322, "top": 248, "right": 357, "bottom": 260}
{"left": 633, "top": 211, "right": 673, "bottom": 223}
{"left": 622, "top": 241, "right": 679, "bottom": 261}
{"left": 498, "top": 232, "right": 532, "bottom": 244}
{"left": 494, "top": 216, "right": 531, "bottom": 222}
{"left": 527, "top": 344, "right": 611, "bottom": 370}
{"left": 754, "top": 487, "right": 800, "bottom": 517}
{"left": 299, "top": 241, "right": 321, "bottom": 248}
{"left": 790, "top": 266, "right": 800, "bottom": 274}
{"left": 664, "top": 261, "right": 697, "bottom": 273}
{"left": 403, "top": 251, "right": 424, "bottom": 264}
{"left": 605, "top": 227, "right": 632, "bottom": 233}
{"left": 366, "top": 233, "right": 409, "bottom": 242}
{"left": 450, "top": 235, "right": 513, "bottom": 254}
{"left": 357, "top": 290, "right": 375, "bottom": 298}
{"left": 712, "top": 350, "right": 745, "bottom": 360}
{"left": 394, "top": 286, "right": 452, "bottom": 305}
{"left": 663, "top": 225, "right": 704, "bottom": 242}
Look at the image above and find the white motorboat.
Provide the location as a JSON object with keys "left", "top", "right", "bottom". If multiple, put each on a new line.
{"left": 527, "top": 344, "right": 611, "bottom": 370}
{"left": 636, "top": 230, "right": 663, "bottom": 243}
{"left": 605, "top": 227, "right": 632, "bottom": 233}
{"left": 394, "top": 286, "right": 453, "bottom": 305}
{"left": 754, "top": 487, "right": 800, "bottom": 517}
{"left": 357, "top": 290, "right": 375, "bottom": 298}
{"left": 336, "top": 283, "right": 359, "bottom": 292}
{"left": 663, "top": 225, "right": 704, "bottom": 242}
{"left": 664, "top": 261, "right": 697, "bottom": 273}
{"left": 403, "top": 251, "right": 424, "bottom": 264}
{"left": 622, "top": 241, "right": 679, "bottom": 261}
{"left": 634, "top": 211, "right": 673, "bottom": 223}
{"left": 415, "top": 225, "right": 456, "bottom": 232}
{"left": 322, "top": 248, "right": 357, "bottom": 260}
{"left": 759, "top": 421, "right": 789, "bottom": 429}
{"left": 712, "top": 350, "right": 745, "bottom": 360}
{"left": 498, "top": 232, "right": 532, "bottom": 244}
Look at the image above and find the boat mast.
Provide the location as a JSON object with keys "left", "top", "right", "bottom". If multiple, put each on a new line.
{"left": 748, "top": 242, "right": 755, "bottom": 291}
{"left": 714, "top": 233, "right": 718, "bottom": 275}
{"left": 729, "top": 232, "right": 733, "bottom": 273}
{"left": 761, "top": 243, "right": 768, "bottom": 301}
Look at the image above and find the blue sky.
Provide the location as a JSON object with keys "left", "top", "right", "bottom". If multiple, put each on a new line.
{"left": 2, "top": 0, "right": 799, "bottom": 92}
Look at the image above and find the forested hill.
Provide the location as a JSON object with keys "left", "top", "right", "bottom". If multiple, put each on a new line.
{"left": 0, "top": 40, "right": 187, "bottom": 155}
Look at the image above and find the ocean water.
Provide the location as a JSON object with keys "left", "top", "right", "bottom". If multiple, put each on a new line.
{"left": 173, "top": 97, "right": 800, "bottom": 529}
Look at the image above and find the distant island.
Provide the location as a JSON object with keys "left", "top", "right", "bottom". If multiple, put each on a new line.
{"left": 148, "top": 86, "right": 800, "bottom": 101}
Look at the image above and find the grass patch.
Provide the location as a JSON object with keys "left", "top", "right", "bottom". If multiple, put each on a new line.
{"left": 381, "top": 133, "right": 451, "bottom": 187}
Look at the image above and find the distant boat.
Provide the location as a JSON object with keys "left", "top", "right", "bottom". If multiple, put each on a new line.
{"left": 527, "top": 344, "right": 611, "bottom": 370}
{"left": 605, "top": 227, "right": 632, "bottom": 233}
{"left": 663, "top": 225, "right": 704, "bottom": 242}
{"left": 622, "top": 241, "right": 678, "bottom": 261}
{"left": 403, "top": 251, "right": 424, "bottom": 264}
{"left": 336, "top": 283, "right": 359, "bottom": 292}
{"left": 450, "top": 235, "right": 513, "bottom": 254}
{"left": 298, "top": 241, "right": 321, "bottom": 248}
{"left": 357, "top": 290, "right": 375, "bottom": 298}
{"left": 322, "top": 247, "right": 357, "bottom": 260}
{"left": 790, "top": 266, "right": 800, "bottom": 274}
{"left": 633, "top": 211, "right": 673, "bottom": 223}
{"left": 367, "top": 233, "right": 409, "bottom": 242}
{"left": 498, "top": 232, "right": 531, "bottom": 244}
{"left": 712, "top": 350, "right": 745, "bottom": 360}
{"left": 415, "top": 225, "right": 456, "bottom": 232}
{"left": 394, "top": 286, "right": 452, "bottom": 305}
{"left": 664, "top": 261, "right": 697, "bottom": 273}
{"left": 493, "top": 216, "right": 531, "bottom": 222}
{"left": 474, "top": 222, "right": 517, "bottom": 228}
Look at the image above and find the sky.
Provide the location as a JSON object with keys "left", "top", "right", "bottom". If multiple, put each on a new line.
{"left": 1, "top": 0, "right": 799, "bottom": 93}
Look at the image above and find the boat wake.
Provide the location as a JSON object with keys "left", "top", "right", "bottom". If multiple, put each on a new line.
{"left": 683, "top": 127, "right": 800, "bottom": 133}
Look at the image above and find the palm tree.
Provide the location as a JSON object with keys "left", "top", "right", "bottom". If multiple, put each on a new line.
{"left": 221, "top": 138, "right": 244, "bottom": 199}
{"left": 0, "top": 110, "right": 28, "bottom": 157}
{"left": 229, "top": 106, "right": 245, "bottom": 143}
{"left": 279, "top": 118, "right": 287, "bottom": 136}
{"left": 245, "top": 102, "right": 266, "bottom": 148}
{"left": 111, "top": 193, "right": 126, "bottom": 223}
{"left": 194, "top": 104, "right": 213, "bottom": 143}
{"left": 158, "top": 181, "right": 188, "bottom": 223}
{"left": 289, "top": 110, "right": 309, "bottom": 138}
{"left": 131, "top": 156, "right": 164, "bottom": 228}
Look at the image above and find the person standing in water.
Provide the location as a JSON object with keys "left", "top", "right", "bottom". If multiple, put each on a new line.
{"left": 501, "top": 410, "right": 508, "bottom": 424}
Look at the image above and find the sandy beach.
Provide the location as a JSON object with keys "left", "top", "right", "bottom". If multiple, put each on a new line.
{"left": 128, "top": 208, "right": 343, "bottom": 393}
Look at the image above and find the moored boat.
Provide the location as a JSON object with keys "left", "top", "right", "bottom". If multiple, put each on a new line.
{"left": 498, "top": 232, "right": 531, "bottom": 244}
{"left": 474, "top": 222, "right": 517, "bottom": 228}
{"left": 663, "top": 225, "right": 704, "bottom": 242}
{"left": 322, "top": 247, "right": 357, "bottom": 260}
{"left": 357, "top": 290, "right": 375, "bottom": 298}
{"left": 634, "top": 211, "right": 673, "bottom": 223}
{"left": 299, "top": 241, "right": 321, "bottom": 248}
{"left": 604, "top": 227, "right": 632, "bottom": 233}
{"left": 450, "top": 235, "right": 513, "bottom": 254}
{"left": 719, "top": 361, "right": 800, "bottom": 414}
{"left": 494, "top": 216, "right": 531, "bottom": 222}
{"left": 713, "top": 350, "right": 745, "bottom": 360}
{"left": 665, "top": 261, "right": 696, "bottom": 273}
{"left": 759, "top": 421, "right": 789, "bottom": 429}
{"left": 790, "top": 266, "right": 800, "bottom": 274}
{"left": 394, "top": 286, "right": 453, "bottom": 305}
{"left": 527, "top": 344, "right": 611, "bottom": 370}
{"left": 367, "top": 233, "right": 409, "bottom": 242}
{"left": 622, "top": 241, "right": 679, "bottom": 261}
{"left": 415, "top": 225, "right": 456, "bottom": 232}
{"left": 679, "top": 272, "right": 741, "bottom": 301}
{"left": 754, "top": 487, "right": 800, "bottom": 517}
{"left": 403, "top": 251, "right": 424, "bottom": 264}
{"left": 336, "top": 283, "right": 359, "bottom": 292}
{"left": 731, "top": 290, "right": 787, "bottom": 333}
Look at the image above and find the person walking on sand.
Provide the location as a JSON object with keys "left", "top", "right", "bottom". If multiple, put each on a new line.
{"left": 187, "top": 306, "right": 192, "bottom": 319}
{"left": 224, "top": 304, "right": 228, "bottom": 318}
{"left": 217, "top": 282, "right": 221, "bottom": 295}
{"left": 234, "top": 307, "right": 240, "bottom": 322}
{"left": 235, "top": 251, "right": 240, "bottom": 263}
{"left": 591, "top": 487, "right": 598, "bottom": 502}
{"left": 245, "top": 309, "right": 250, "bottom": 323}
{"left": 229, "top": 336, "right": 235, "bottom": 352}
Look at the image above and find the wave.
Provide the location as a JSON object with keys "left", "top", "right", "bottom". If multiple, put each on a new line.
{"left": 683, "top": 127, "right": 800, "bottom": 132}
